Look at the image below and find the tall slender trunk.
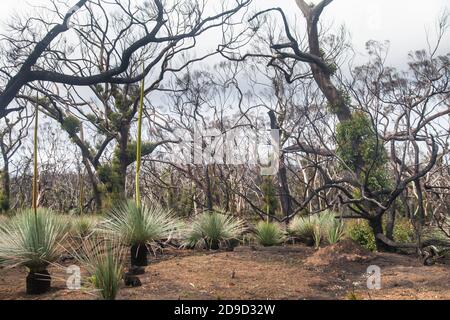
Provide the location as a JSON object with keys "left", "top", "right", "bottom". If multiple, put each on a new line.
{"left": 117, "top": 125, "right": 130, "bottom": 200}
{"left": 278, "top": 153, "right": 292, "bottom": 223}
{"left": 268, "top": 110, "right": 292, "bottom": 222}
{"left": 82, "top": 158, "right": 102, "bottom": 212}
{"left": 204, "top": 165, "right": 213, "bottom": 211}
{"left": 1, "top": 157, "right": 10, "bottom": 211}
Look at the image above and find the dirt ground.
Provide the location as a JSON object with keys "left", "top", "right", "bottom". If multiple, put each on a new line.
{"left": 0, "top": 240, "right": 449, "bottom": 300}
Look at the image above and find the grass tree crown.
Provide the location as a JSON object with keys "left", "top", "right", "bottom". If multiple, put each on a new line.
{"left": 0, "top": 208, "right": 67, "bottom": 271}
{"left": 183, "top": 211, "right": 246, "bottom": 250}
{"left": 99, "top": 200, "right": 181, "bottom": 246}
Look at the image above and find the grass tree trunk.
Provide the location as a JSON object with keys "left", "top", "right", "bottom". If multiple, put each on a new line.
{"left": 26, "top": 268, "right": 51, "bottom": 295}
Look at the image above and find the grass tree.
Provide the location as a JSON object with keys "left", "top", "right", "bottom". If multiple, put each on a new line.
{"left": 0, "top": 105, "right": 67, "bottom": 295}
{"left": 288, "top": 215, "right": 319, "bottom": 246}
{"left": 99, "top": 64, "right": 181, "bottom": 267}
{"left": 254, "top": 221, "right": 285, "bottom": 247}
{"left": 99, "top": 201, "right": 180, "bottom": 266}
{"left": 0, "top": 209, "right": 67, "bottom": 294}
{"left": 183, "top": 211, "right": 246, "bottom": 250}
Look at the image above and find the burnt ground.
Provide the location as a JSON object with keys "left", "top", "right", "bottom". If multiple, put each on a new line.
{"left": 0, "top": 240, "right": 449, "bottom": 300}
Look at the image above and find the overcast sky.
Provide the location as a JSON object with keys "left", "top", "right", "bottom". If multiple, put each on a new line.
{"left": 0, "top": 0, "right": 449, "bottom": 68}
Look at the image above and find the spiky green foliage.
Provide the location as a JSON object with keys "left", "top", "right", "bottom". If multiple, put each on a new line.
{"left": 183, "top": 211, "right": 245, "bottom": 249}
{"left": 288, "top": 215, "right": 319, "bottom": 244}
{"left": 73, "top": 238, "right": 124, "bottom": 300}
{"left": 254, "top": 221, "right": 285, "bottom": 247}
{"left": 99, "top": 201, "right": 180, "bottom": 246}
{"left": 313, "top": 224, "right": 322, "bottom": 249}
{"left": 0, "top": 209, "right": 66, "bottom": 271}
{"left": 325, "top": 217, "right": 345, "bottom": 245}
{"left": 70, "top": 215, "right": 99, "bottom": 239}
{"left": 0, "top": 215, "right": 9, "bottom": 230}
{"left": 288, "top": 211, "right": 344, "bottom": 246}
{"left": 317, "top": 211, "right": 344, "bottom": 246}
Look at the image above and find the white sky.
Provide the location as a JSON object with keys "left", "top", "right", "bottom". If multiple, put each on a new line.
{"left": 0, "top": 0, "right": 449, "bottom": 68}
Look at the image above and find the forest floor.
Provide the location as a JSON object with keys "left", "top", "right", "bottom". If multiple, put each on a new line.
{"left": 0, "top": 240, "right": 449, "bottom": 300}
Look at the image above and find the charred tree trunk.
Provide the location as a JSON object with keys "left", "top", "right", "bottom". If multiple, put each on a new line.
{"left": 268, "top": 110, "right": 292, "bottom": 222}
{"left": 368, "top": 215, "right": 391, "bottom": 252}
{"left": 1, "top": 158, "right": 10, "bottom": 212}
{"left": 204, "top": 165, "right": 213, "bottom": 211}
{"left": 385, "top": 206, "right": 396, "bottom": 241}
{"left": 117, "top": 125, "right": 130, "bottom": 200}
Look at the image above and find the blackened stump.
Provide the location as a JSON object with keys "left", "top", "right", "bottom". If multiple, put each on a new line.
{"left": 225, "top": 239, "right": 240, "bottom": 251}
{"left": 207, "top": 240, "right": 220, "bottom": 250}
{"left": 130, "top": 244, "right": 148, "bottom": 266}
{"left": 26, "top": 270, "right": 51, "bottom": 295}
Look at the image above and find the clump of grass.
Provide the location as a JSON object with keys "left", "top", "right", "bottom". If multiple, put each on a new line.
{"left": 73, "top": 237, "right": 124, "bottom": 300}
{"left": 0, "top": 209, "right": 67, "bottom": 294}
{"left": 313, "top": 224, "right": 322, "bottom": 249}
{"left": 254, "top": 221, "right": 285, "bottom": 247}
{"left": 288, "top": 215, "right": 319, "bottom": 245}
{"left": 289, "top": 211, "right": 344, "bottom": 247}
{"left": 326, "top": 218, "right": 345, "bottom": 245}
{"left": 70, "top": 215, "right": 99, "bottom": 239}
{"left": 182, "top": 211, "right": 245, "bottom": 250}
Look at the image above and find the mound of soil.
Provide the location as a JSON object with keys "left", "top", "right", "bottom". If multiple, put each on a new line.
{"left": 305, "top": 240, "right": 375, "bottom": 267}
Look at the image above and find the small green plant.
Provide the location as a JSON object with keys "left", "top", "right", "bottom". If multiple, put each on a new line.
{"left": 73, "top": 237, "right": 124, "bottom": 300}
{"left": 326, "top": 218, "right": 346, "bottom": 245}
{"left": 313, "top": 224, "right": 322, "bottom": 249}
{"left": 0, "top": 209, "right": 67, "bottom": 294}
{"left": 346, "top": 220, "right": 376, "bottom": 251}
{"left": 98, "top": 200, "right": 180, "bottom": 266}
{"left": 346, "top": 288, "right": 362, "bottom": 300}
{"left": 318, "top": 211, "right": 345, "bottom": 245}
{"left": 392, "top": 218, "right": 415, "bottom": 243}
{"left": 288, "top": 215, "right": 317, "bottom": 245}
{"left": 183, "top": 211, "right": 245, "bottom": 250}
{"left": 70, "top": 215, "right": 98, "bottom": 239}
{"left": 288, "top": 211, "right": 344, "bottom": 247}
{"left": 254, "top": 221, "right": 285, "bottom": 247}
